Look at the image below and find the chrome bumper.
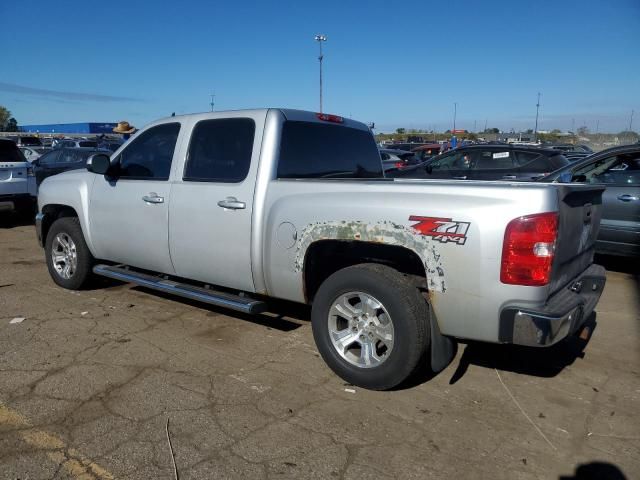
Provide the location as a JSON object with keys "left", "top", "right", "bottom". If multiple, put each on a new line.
{"left": 499, "top": 264, "right": 606, "bottom": 347}
{"left": 35, "top": 212, "right": 45, "bottom": 247}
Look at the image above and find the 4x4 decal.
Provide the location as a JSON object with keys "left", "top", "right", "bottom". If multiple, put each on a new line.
{"left": 409, "top": 216, "right": 470, "bottom": 245}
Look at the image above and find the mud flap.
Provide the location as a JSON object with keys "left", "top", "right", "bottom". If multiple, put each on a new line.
{"left": 430, "top": 306, "right": 457, "bottom": 373}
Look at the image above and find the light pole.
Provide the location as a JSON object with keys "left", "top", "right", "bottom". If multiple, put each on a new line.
{"left": 534, "top": 92, "right": 541, "bottom": 142}
{"left": 209, "top": 93, "right": 215, "bottom": 112}
{"left": 453, "top": 102, "right": 457, "bottom": 132}
{"left": 315, "top": 34, "right": 327, "bottom": 113}
{"left": 630, "top": 109, "right": 635, "bottom": 131}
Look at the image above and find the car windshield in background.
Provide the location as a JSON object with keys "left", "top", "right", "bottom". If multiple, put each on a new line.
{"left": 78, "top": 141, "right": 98, "bottom": 148}
{"left": 278, "top": 121, "right": 383, "bottom": 179}
{"left": 0, "top": 140, "right": 26, "bottom": 162}
{"left": 19, "top": 136, "right": 43, "bottom": 146}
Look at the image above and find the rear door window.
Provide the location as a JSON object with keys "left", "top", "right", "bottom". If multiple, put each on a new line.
{"left": 278, "top": 121, "right": 382, "bottom": 179}
{"left": 513, "top": 151, "right": 557, "bottom": 173}
{"left": 184, "top": 118, "right": 256, "bottom": 183}
{"left": 473, "top": 150, "right": 514, "bottom": 170}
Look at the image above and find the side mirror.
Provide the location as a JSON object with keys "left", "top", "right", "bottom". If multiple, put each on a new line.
{"left": 425, "top": 164, "right": 433, "bottom": 174}
{"left": 31, "top": 158, "right": 40, "bottom": 167}
{"left": 86, "top": 153, "right": 111, "bottom": 175}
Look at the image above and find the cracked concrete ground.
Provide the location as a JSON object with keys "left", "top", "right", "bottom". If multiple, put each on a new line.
{"left": 1, "top": 218, "right": 639, "bottom": 479}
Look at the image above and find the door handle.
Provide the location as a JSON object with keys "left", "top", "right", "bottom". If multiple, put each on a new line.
{"left": 617, "top": 194, "right": 639, "bottom": 202}
{"left": 217, "top": 197, "right": 246, "bottom": 210}
{"left": 452, "top": 176, "right": 467, "bottom": 180}
{"left": 142, "top": 193, "right": 164, "bottom": 204}
{"left": 502, "top": 175, "right": 517, "bottom": 180}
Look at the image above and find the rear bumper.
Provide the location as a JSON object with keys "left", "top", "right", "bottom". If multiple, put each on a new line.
{"left": 499, "top": 264, "right": 606, "bottom": 347}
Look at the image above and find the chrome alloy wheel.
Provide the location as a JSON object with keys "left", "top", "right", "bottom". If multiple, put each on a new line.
{"left": 327, "top": 292, "right": 395, "bottom": 368}
{"left": 51, "top": 232, "right": 78, "bottom": 279}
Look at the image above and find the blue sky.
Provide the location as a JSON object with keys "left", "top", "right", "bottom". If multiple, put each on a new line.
{"left": 1, "top": 0, "right": 638, "bottom": 133}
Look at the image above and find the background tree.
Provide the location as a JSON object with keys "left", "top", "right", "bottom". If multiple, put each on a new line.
{"left": 5, "top": 118, "right": 18, "bottom": 132}
{"left": 0, "top": 106, "right": 11, "bottom": 131}
{"left": 395, "top": 128, "right": 405, "bottom": 134}
{"left": 577, "top": 126, "right": 589, "bottom": 136}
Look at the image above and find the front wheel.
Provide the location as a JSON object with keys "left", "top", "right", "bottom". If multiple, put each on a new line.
{"left": 311, "top": 263, "right": 430, "bottom": 390}
{"left": 45, "top": 217, "right": 94, "bottom": 290}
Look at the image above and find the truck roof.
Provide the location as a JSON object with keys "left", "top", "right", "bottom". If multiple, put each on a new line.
{"left": 152, "top": 108, "right": 371, "bottom": 132}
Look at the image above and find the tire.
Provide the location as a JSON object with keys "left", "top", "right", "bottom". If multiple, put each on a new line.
{"left": 45, "top": 217, "right": 94, "bottom": 290}
{"left": 311, "top": 263, "right": 430, "bottom": 390}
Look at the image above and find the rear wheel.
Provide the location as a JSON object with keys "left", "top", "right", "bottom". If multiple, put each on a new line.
{"left": 45, "top": 217, "right": 94, "bottom": 290}
{"left": 311, "top": 263, "right": 430, "bottom": 390}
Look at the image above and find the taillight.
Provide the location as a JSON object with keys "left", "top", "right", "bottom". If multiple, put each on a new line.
{"left": 316, "top": 113, "right": 344, "bottom": 123}
{"left": 27, "top": 166, "right": 35, "bottom": 177}
{"left": 500, "top": 212, "right": 558, "bottom": 286}
{"left": 394, "top": 161, "right": 404, "bottom": 168}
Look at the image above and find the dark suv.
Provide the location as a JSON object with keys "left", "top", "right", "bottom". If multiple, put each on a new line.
{"left": 387, "top": 145, "right": 569, "bottom": 181}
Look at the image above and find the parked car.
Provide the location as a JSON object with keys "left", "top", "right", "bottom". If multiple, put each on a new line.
{"left": 0, "top": 139, "right": 36, "bottom": 214}
{"left": 382, "top": 142, "right": 430, "bottom": 152}
{"left": 36, "top": 108, "right": 605, "bottom": 390}
{"left": 54, "top": 139, "right": 99, "bottom": 149}
{"left": 539, "top": 144, "right": 640, "bottom": 257}
{"left": 7, "top": 135, "right": 43, "bottom": 147}
{"left": 19, "top": 146, "right": 49, "bottom": 162}
{"left": 379, "top": 148, "right": 419, "bottom": 171}
{"left": 411, "top": 143, "right": 442, "bottom": 162}
{"left": 547, "top": 144, "right": 593, "bottom": 154}
{"left": 98, "top": 141, "right": 124, "bottom": 152}
{"left": 388, "top": 145, "right": 569, "bottom": 181}
{"left": 32, "top": 148, "right": 110, "bottom": 186}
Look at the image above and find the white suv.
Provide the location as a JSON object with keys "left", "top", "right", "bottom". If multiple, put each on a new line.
{"left": 0, "top": 139, "right": 36, "bottom": 214}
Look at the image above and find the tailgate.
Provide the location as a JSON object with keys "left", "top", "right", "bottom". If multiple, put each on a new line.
{"left": 549, "top": 184, "right": 605, "bottom": 294}
{"left": 0, "top": 162, "right": 29, "bottom": 195}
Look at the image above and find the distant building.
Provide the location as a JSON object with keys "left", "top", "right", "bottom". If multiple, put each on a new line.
{"left": 19, "top": 123, "right": 117, "bottom": 134}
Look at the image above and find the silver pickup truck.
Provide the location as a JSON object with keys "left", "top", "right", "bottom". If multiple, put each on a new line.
{"left": 36, "top": 109, "right": 606, "bottom": 390}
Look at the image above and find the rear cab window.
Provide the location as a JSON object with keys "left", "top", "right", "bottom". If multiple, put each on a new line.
{"left": 277, "top": 121, "right": 382, "bottom": 179}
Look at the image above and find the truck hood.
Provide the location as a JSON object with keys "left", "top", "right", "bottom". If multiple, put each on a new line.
{"left": 41, "top": 168, "right": 90, "bottom": 186}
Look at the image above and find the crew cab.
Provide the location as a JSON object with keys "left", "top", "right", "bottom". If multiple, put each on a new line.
{"left": 0, "top": 139, "right": 36, "bottom": 214}
{"left": 36, "top": 109, "right": 606, "bottom": 390}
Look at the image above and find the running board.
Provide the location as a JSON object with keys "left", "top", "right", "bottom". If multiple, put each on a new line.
{"left": 93, "top": 264, "right": 267, "bottom": 314}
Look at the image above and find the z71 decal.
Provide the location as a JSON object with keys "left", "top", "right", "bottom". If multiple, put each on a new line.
{"left": 409, "top": 216, "right": 470, "bottom": 245}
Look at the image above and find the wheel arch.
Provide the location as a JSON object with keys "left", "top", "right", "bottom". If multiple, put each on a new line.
{"left": 41, "top": 204, "right": 80, "bottom": 246}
